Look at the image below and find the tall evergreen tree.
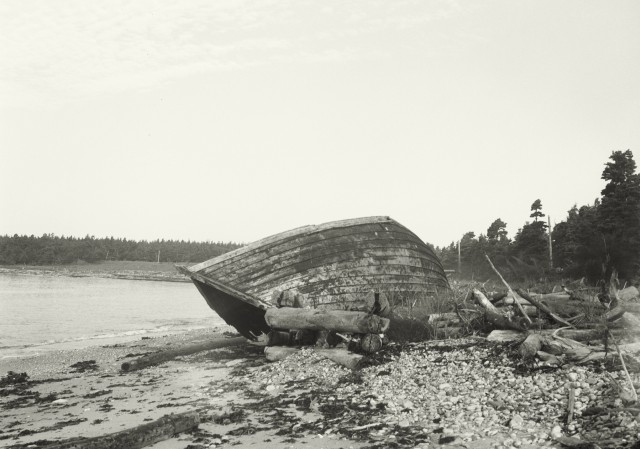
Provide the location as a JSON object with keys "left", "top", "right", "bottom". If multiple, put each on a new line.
{"left": 530, "top": 199, "right": 546, "bottom": 223}
{"left": 598, "top": 150, "right": 640, "bottom": 281}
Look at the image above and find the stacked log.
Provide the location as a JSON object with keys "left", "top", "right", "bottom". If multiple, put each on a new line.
{"left": 260, "top": 289, "right": 393, "bottom": 369}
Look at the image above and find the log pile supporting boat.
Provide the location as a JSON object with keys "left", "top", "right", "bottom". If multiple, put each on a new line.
{"left": 176, "top": 216, "right": 449, "bottom": 343}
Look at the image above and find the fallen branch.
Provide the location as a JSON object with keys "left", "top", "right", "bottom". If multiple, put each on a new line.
{"left": 519, "top": 333, "right": 544, "bottom": 359}
{"left": 608, "top": 330, "right": 638, "bottom": 403}
{"left": 485, "top": 255, "right": 532, "bottom": 326}
{"left": 121, "top": 337, "right": 247, "bottom": 372}
{"left": 567, "top": 387, "right": 575, "bottom": 424}
{"left": 516, "top": 289, "right": 575, "bottom": 328}
{"left": 473, "top": 289, "right": 527, "bottom": 332}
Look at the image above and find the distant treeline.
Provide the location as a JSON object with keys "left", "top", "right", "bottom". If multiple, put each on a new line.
{"left": 0, "top": 234, "right": 242, "bottom": 265}
{"left": 435, "top": 150, "right": 640, "bottom": 284}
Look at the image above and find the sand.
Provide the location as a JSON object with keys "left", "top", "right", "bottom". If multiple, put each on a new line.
{"left": 0, "top": 328, "right": 363, "bottom": 449}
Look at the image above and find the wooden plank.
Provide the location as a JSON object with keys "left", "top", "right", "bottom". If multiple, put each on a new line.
{"left": 240, "top": 254, "right": 446, "bottom": 295}
{"left": 188, "top": 216, "right": 397, "bottom": 273}
{"left": 203, "top": 227, "right": 432, "bottom": 273}
{"left": 204, "top": 231, "right": 439, "bottom": 281}
{"left": 233, "top": 250, "right": 444, "bottom": 286}
{"left": 255, "top": 282, "right": 445, "bottom": 306}
{"left": 213, "top": 239, "right": 440, "bottom": 284}
{"left": 199, "top": 226, "right": 441, "bottom": 284}
{"left": 247, "top": 274, "right": 449, "bottom": 303}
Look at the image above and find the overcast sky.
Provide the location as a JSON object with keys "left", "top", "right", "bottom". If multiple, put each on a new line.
{"left": 1, "top": 1, "right": 639, "bottom": 248}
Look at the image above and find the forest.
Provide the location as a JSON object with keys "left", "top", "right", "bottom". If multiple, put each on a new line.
{"left": 1, "top": 151, "right": 638, "bottom": 285}
{"left": 436, "top": 150, "right": 640, "bottom": 285}
{"left": 0, "top": 234, "right": 241, "bottom": 265}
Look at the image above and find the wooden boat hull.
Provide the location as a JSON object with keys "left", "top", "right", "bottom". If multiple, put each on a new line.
{"left": 177, "top": 216, "right": 449, "bottom": 339}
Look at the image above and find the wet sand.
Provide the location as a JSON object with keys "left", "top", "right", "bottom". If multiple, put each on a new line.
{"left": 0, "top": 328, "right": 362, "bottom": 449}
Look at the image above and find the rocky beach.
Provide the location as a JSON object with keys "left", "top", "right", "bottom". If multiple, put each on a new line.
{"left": 3, "top": 327, "right": 640, "bottom": 449}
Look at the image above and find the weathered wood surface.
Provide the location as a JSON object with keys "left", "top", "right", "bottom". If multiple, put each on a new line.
{"left": 427, "top": 312, "right": 459, "bottom": 325}
{"left": 316, "top": 348, "right": 366, "bottom": 370}
{"left": 34, "top": 412, "right": 200, "bottom": 449}
{"left": 473, "top": 289, "right": 527, "bottom": 331}
{"left": 519, "top": 333, "right": 545, "bottom": 358}
{"left": 264, "top": 346, "right": 366, "bottom": 370}
{"left": 335, "top": 291, "right": 391, "bottom": 316}
{"left": 121, "top": 337, "right": 246, "bottom": 372}
{"left": 487, "top": 330, "right": 526, "bottom": 342}
{"left": 484, "top": 255, "right": 532, "bottom": 326}
{"left": 264, "top": 346, "right": 298, "bottom": 362}
{"left": 487, "top": 328, "right": 640, "bottom": 344}
{"left": 619, "top": 286, "right": 640, "bottom": 301}
{"left": 190, "top": 279, "right": 271, "bottom": 340}
{"left": 361, "top": 333, "right": 384, "bottom": 353}
{"left": 273, "top": 289, "right": 307, "bottom": 308}
{"left": 516, "top": 289, "right": 575, "bottom": 328}
{"left": 265, "top": 308, "right": 390, "bottom": 334}
{"left": 182, "top": 217, "right": 448, "bottom": 307}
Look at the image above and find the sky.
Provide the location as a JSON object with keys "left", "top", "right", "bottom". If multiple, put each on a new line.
{"left": 1, "top": 0, "right": 639, "bottom": 248}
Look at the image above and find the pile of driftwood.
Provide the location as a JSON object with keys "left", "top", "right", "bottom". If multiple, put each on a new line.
{"left": 438, "top": 257, "right": 640, "bottom": 394}
{"left": 261, "top": 290, "right": 391, "bottom": 370}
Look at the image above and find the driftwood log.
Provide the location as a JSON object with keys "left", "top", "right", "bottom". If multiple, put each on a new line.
{"left": 265, "top": 307, "right": 390, "bottom": 334}
{"left": 473, "top": 289, "right": 527, "bottom": 331}
{"left": 316, "top": 348, "right": 366, "bottom": 370}
{"left": 515, "top": 289, "right": 575, "bottom": 328}
{"left": 34, "top": 412, "right": 200, "bottom": 449}
{"left": 361, "top": 333, "right": 383, "bottom": 353}
{"left": 121, "top": 337, "right": 247, "bottom": 372}
{"left": 488, "top": 329, "right": 640, "bottom": 366}
{"left": 264, "top": 346, "right": 298, "bottom": 362}
{"left": 264, "top": 346, "right": 366, "bottom": 370}
{"left": 485, "top": 255, "right": 532, "bottom": 326}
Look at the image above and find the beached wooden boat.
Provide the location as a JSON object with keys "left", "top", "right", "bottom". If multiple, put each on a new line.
{"left": 177, "top": 216, "right": 449, "bottom": 339}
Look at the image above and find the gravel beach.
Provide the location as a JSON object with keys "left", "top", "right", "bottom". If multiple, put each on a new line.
{"left": 2, "top": 330, "right": 640, "bottom": 449}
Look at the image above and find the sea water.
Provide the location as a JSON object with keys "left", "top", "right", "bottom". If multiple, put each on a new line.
{"left": 0, "top": 272, "right": 226, "bottom": 358}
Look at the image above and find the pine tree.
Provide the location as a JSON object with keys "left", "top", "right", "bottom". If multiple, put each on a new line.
{"left": 598, "top": 150, "right": 640, "bottom": 281}
{"left": 530, "top": 199, "right": 546, "bottom": 223}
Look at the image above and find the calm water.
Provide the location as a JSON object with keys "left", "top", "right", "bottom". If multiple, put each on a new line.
{"left": 0, "top": 273, "right": 226, "bottom": 357}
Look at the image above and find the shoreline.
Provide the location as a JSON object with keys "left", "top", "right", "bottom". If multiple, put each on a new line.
{"left": 0, "top": 327, "right": 364, "bottom": 449}
{"left": 0, "top": 262, "right": 190, "bottom": 283}
{"left": 3, "top": 329, "right": 640, "bottom": 448}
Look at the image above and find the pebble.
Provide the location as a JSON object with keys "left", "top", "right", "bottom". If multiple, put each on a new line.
{"left": 245, "top": 338, "right": 640, "bottom": 448}
{"left": 509, "top": 414, "right": 524, "bottom": 430}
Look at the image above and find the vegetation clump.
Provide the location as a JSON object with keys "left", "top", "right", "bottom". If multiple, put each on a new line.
{"left": 437, "top": 150, "right": 640, "bottom": 286}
